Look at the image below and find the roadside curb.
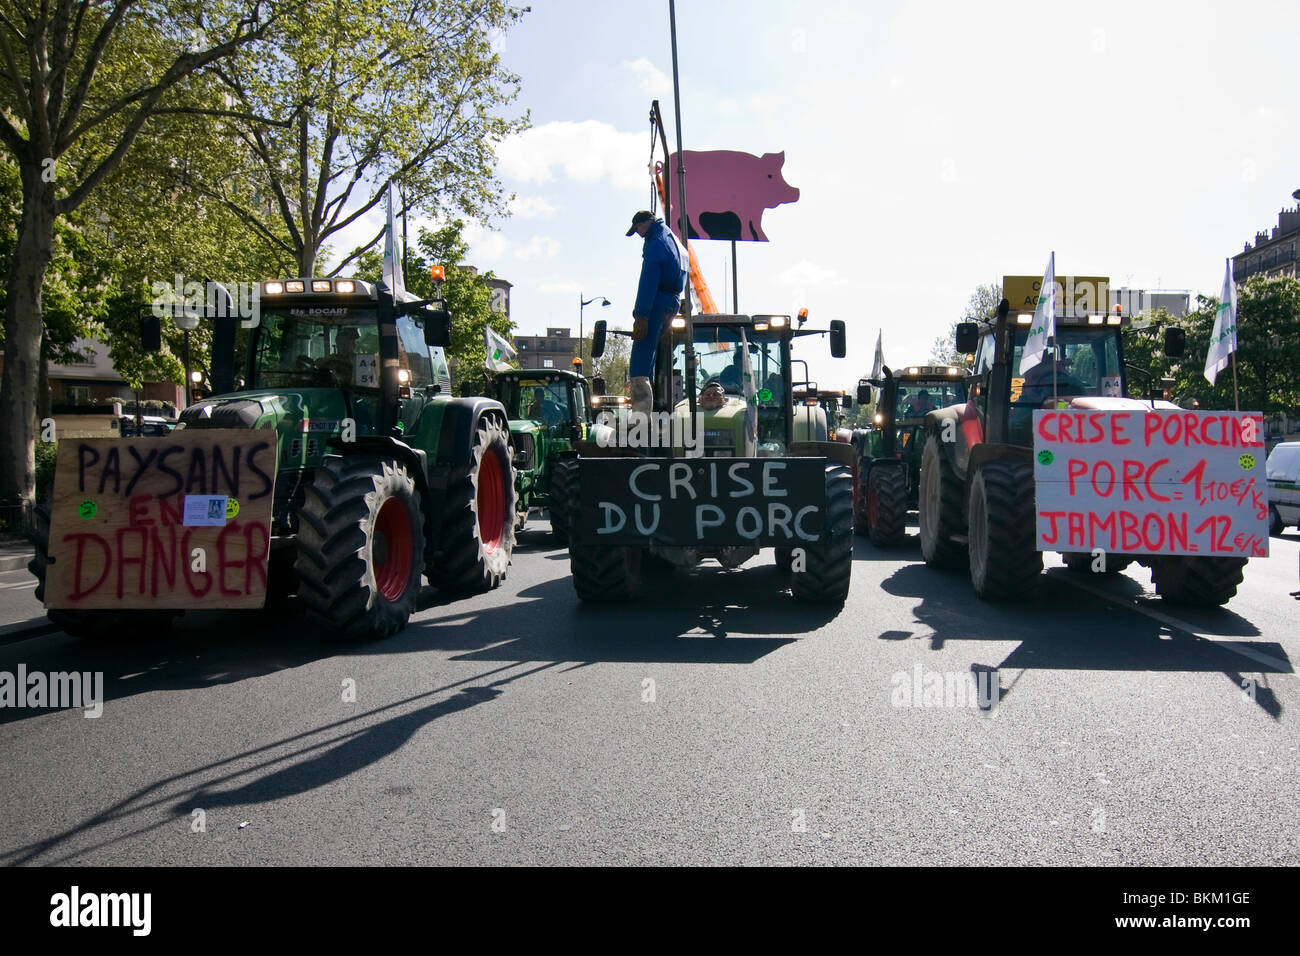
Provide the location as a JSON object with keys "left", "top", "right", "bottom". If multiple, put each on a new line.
{"left": 0, "top": 553, "right": 33, "bottom": 572}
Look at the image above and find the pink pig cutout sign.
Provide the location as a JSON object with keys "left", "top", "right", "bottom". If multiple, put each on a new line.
{"left": 665, "top": 150, "right": 799, "bottom": 242}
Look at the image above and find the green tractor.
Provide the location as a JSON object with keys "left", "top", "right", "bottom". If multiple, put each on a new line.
{"left": 917, "top": 275, "right": 1248, "bottom": 605}
{"left": 30, "top": 278, "right": 518, "bottom": 639}
{"left": 488, "top": 366, "right": 596, "bottom": 543}
{"left": 852, "top": 364, "right": 967, "bottom": 546}
{"left": 570, "top": 311, "right": 854, "bottom": 604}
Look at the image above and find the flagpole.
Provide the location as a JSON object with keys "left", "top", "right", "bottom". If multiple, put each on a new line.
{"left": 1231, "top": 351, "right": 1239, "bottom": 411}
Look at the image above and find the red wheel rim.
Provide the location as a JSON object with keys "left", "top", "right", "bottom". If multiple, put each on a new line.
{"left": 868, "top": 484, "right": 879, "bottom": 526}
{"left": 477, "top": 446, "right": 505, "bottom": 553}
{"left": 374, "top": 497, "right": 414, "bottom": 601}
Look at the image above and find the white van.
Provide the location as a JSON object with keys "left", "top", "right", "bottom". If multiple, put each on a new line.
{"left": 1266, "top": 441, "right": 1300, "bottom": 534}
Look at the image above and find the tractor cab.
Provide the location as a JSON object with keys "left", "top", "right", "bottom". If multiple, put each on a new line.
{"left": 964, "top": 305, "right": 1146, "bottom": 449}
{"left": 494, "top": 368, "right": 591, "bottom": 439}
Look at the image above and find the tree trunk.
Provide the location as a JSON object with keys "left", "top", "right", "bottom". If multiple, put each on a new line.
{"left": 0, "top": 166, "right": 57, "bottom": 510}
{"left": 297, "top": 243, "right": 317, "bottom": 277}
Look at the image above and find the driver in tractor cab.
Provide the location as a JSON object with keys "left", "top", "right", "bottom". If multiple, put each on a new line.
{"left": 716, "top": 347, "right": 745, "bottom": 394}
{"left": 904, "top": 389, "right": 935, "bottom": 417}
{"left": 315, "top": 326, "right": 359, "bottom": 383}
{"left": 1019, "top": 353, "right": 1076, "bottom": 406}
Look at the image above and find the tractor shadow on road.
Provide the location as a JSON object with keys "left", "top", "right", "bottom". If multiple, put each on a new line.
{"left": 404, "top": 562, "right": 839, "bottom": 665}
{"left": 0, "top": 669, "right": 519, "bottom": 865}
{"left": 878, "top": 563, "right": 1290, "bottom": 720}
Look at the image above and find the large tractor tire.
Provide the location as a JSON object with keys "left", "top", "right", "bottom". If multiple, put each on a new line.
{"left": 1062, "top": 552, "right": 1133, "bottom": 575}
{"left": 790, "top": 463, "right": 854, "bottom": 605}
{"left": 1150, "top": 555, "right": 1246, "bottom": 607}
{"left": 428, "top": 416, "right": 516, "bottom": 592}
{"left": 549, "top": 457, "right": 577, "bottom": 545}
{"left": 866, "top": 463, "right": 908, "bottom": 548}
{"left": 852, "top": 462, "right": 869, "bottom": 536}
{"left": 570, "top": 544, "right": 643, "bottom": 602}
{"left": 27, "top": 500, "right": 179, "bottom": 639}
{"left": 918, "top": 432, "right": 966, "bottom": 569}
{"left": 294, "top": 457, "right": 425, "bottom": 639}
{"left": 968, "top": 459, "right": 1042, "bottom": 601}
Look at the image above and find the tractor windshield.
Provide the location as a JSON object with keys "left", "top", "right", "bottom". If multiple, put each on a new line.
{"left": 675, "top": 326, "right": 786, "bottom": 406}
{"left": 252, "top": 307, "right": 435, "bottom": 390}
{"left": 895, "top": 380, "right": 967, "bottom": 421}
{"left": 500, "top": 377, "right": 570, "bottom": 426}
{"left": 1009, "top": 327, "right": 1124, "bottom": 405}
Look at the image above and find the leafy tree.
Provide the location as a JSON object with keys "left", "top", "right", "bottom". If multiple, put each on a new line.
{"left": 0, "top": 0, "right": 274, "bottom": 508}
{"left": 931, "top": 282, "right": 1001, "bottom": 365}
{"left": 1168, "top": 276, "right": 1300, "bottom": 424}
{"left": 352, "top": 219, "right": 512, "bottom": 392}
{"left": 193, "top": 0, "right": 529, "bottom": 277}
{"left": 579, "top": 327, "right": 630, "bottom": 393}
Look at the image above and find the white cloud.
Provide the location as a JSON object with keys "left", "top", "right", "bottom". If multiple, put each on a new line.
{"left": 515, "top": 235, "right": 561, "bottom": 261}
{"left": 540, "top": 280, "right": 582, "bottom": 296}
{"left": 623, "top": 58, "right": 671, "bottom": 96}
{"left": 496, "top": 120, "right": 647, "bottom": 192}
{"left": 777, "top": 259, "right": 845, "bottom": 287}
{"left": 508, "top": 196, "right": 557, "bottom": 219}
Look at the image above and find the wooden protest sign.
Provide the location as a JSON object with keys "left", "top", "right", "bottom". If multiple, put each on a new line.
{"left": 45, "top": 429, "right": 279, "bottom": 610}
{"left": 575, "top": 457, "right": 827, "bottom": 546}
{"left": 1033, "top": 409, "right": 1268, "bottom": 558}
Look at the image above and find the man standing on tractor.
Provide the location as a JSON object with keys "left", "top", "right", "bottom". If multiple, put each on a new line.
{"left": 626, "top": 209, "right": 687, "bottom": 416}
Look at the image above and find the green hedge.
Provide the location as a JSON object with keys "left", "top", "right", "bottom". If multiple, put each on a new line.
{"left": 35, "top": 440, "right": 58, "bottom": 497}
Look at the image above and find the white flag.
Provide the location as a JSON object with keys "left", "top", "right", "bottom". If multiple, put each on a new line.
{"left": 1019, "top": 251, "right": 1056, "bottom": 373}
{"left": 382, "top": 184, "right": 417, "bottom": 303}
{"left": 739, "top": 329, "right": 757, "bottom": 456}
{"left": 1204, "top": 258, "right": 1237, "bottom": 385}
{"left": 870, "top": 330, "right": 884, "bottom": 379}
{"left": 484, "top": 326, "right": 517, "bottom": 372}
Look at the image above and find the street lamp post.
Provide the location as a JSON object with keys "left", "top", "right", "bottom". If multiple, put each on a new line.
{"left": 579, "top": 293, "right": 611, "bottom": 370}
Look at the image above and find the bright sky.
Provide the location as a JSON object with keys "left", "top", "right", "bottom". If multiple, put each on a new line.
{"left": 330, "top": 0, "right": 1300, "bottom": 386}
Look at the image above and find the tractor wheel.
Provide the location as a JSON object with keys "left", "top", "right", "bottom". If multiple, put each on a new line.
{"left": 27, "top": 500, "right": 179, "bottom": 639}
{"left": 918, "top": 432, "right": 966, "bottom": 569}
{"left": 1150, "top": 555, "right": 1246, "bottom": 607}
{"left": 428, "top": 416, "right": 517, "bottom": 592}
{"left": 549, "top": 458, "right": 577, "bottom": 546}
{"left": 570, "top": 545, "right": 643, "bottom": 602}
{"left": 1062, "top": 552, "right": 1133, "bottom": 575}
{"left": 867, "top": 464, "right": 908, "bottom": 548}
{"left": 852, "top": 462, "right": 869, "bottom": 536}
{"left": 790, "top": 463, "right": 854, "bottom": 605}
{"left": 968, "top": 459, "right": 1042, "bottom": 601}
{"left": 1270, "top": 505, "right": 1284, "bottom": 536}
{"left": 294, "top": 457, "right": 425, "bottom": 639}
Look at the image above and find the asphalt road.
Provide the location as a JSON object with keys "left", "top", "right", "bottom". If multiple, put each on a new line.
{"left": 1, "top": 521, "right": 1297, "bottom": 866}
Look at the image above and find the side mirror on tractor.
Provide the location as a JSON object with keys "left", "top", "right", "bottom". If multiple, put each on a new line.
{"left": 591, "top": 319, "right": 607, "bottom": 359}
{"left": 857, "top": 379, "right": 873, "bottom": 406}
{"left": 829, "top": 319, "right": 846, "bottom": 358}
{"left": 955, "top": 322, "right": 979, "bottom": 356}
{"left": 140, "top": 313, "right": 162, "bottom": 352}
{"left": 423, "top": 309, "right": 451, "bottom": 348}
{"left": 1164, "top": 326, "right": 1186, "bottom": 358}
{"left": 592, "top": 376, "right": 606, "bottom": 396}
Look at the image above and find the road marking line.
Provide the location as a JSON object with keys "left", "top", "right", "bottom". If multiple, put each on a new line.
{"left": 1055, "top": 570, "right": 1293, "bottom": 673}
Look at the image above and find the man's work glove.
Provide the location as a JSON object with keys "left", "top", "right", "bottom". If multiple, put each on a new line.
{"left": 631, "top": 316, "right": 648, "bottom": 341}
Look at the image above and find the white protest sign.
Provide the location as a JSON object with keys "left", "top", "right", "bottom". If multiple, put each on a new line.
{"left": 1033, "top": 409, "right": 1268, "bottom": 558}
